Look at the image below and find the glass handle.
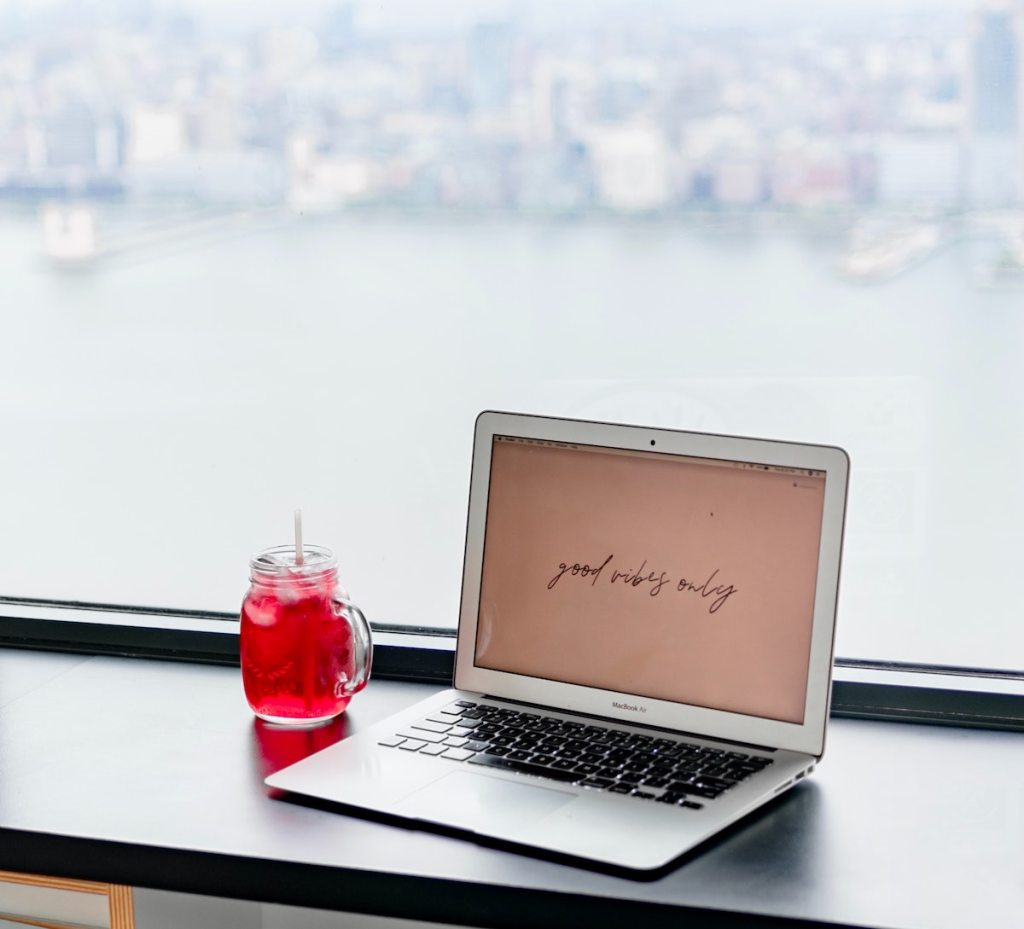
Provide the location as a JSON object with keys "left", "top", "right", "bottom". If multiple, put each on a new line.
{"left": 335, "top": 599, "right": 373, "bottom": 694}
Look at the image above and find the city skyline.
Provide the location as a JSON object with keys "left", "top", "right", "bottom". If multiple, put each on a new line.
{"left": 0, "top": 0, "right": 1021, "bottom": 218}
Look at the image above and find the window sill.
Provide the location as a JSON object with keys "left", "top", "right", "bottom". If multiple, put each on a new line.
{"left": 1, "top": 597, "right": 1022, "bottom": 730}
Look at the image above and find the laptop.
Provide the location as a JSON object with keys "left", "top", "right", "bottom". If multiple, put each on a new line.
{"left": 267, "top": 410, "right": 849, "bottom": 871}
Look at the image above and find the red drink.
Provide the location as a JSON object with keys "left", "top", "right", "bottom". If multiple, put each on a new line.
{"left": 240, "top": 545, "right": 372, "bottom": 725}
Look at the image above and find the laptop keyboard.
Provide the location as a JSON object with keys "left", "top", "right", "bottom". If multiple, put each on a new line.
{"left": 379, "top": 700, "right": 773, "bottom": 808}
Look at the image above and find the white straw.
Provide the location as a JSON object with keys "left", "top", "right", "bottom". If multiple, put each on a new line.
{"left": 294, "top": 508, "right": 304, "bottom": 565}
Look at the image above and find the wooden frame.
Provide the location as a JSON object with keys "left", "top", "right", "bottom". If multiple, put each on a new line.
{"left": 0, "top": 871, "right": 134, "bottom": 929}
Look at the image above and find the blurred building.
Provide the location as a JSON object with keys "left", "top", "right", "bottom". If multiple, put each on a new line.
{"left": 288, "top": 133, "right": 380, "bottom": 212}
{"left": 322, "top": 3, "right": 358, "bottom": 60}
{"left": 517, "top": 142, "right": 594, "bottom": 212}
{"left": 45, "top": 99, "right": 98, "bottom": 171}
{"left": 962, "top": 2, "right": 1024, "bottom": 206}
{"left": 682, "top": 116, "right": 765, "bottom": 207}
{"left": 766, "top": 131, "right": 856, "bottom": 208}
{"left": 874, "top": 133, "right": 960, "bottom": 206}
{"left": 588, "top": 123, "right": 672, "bottom": 212}
{"left": 127, "top": 107, "right": 187, "bottom": 166}
{"left": 10, "top": 99, "right": 124, "bottom": 194}
{"left": 530, "top": 59, "right": 595, "bottom": 146}
{"left": 469, "top": 22, "right": 515, "bottom": 113}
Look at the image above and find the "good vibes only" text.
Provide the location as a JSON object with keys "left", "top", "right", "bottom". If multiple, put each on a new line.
{"left": 546, "top": 553, "right": 738, "bottom": 615}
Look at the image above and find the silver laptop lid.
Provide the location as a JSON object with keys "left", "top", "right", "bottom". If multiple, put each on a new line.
{"left": 454, "top": 411, "right": 849, "bottom": 758}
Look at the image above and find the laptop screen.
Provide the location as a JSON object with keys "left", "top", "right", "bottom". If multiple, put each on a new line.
{"left": 473, "top": 434, "right": 827, "bottom": 725}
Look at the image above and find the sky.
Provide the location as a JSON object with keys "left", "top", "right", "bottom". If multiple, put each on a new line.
{"left": 0, "top": 0, "right": 994, "bottom": 21}
{"left": 0, "top": 0, "right": 1003, "bottom": 46}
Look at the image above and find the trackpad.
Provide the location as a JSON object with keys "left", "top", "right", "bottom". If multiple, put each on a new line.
{"left": 393, "top": 770, "right": 576, "bottom": 834}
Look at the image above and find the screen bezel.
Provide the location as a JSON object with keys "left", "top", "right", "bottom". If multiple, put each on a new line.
{"left": 453, "top": 410, "right": 849, "bottom": 758}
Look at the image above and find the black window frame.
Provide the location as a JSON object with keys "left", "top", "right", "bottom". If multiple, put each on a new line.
{"left": 2, "top": 596, "right": 1022, "bottom": 732}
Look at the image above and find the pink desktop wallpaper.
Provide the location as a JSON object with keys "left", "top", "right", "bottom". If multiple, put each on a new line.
{"left": 475, "top": 439, "right": 827, "bottom": 723}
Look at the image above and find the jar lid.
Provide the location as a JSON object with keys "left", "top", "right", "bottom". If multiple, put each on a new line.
{"left": 250, "top": 544, "right": 337, "bottom": 578}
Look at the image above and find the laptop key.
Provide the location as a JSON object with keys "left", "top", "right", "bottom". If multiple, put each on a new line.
{"left": 696, "top": 775, "right": 735, "bottom": 791}
{"left": 485, "top": 746, "right": 511, "bottom": 756}
{"left": 420, "top": 743, "right": 448, "bottom": 756}
{"left": 669, "top": 781, "right": 712, "bottom": 797}
{"left": 609, "top": 783, "right": 633, "bottom": 794}
{"left": 467, "top": 753, "right": 580, "bottom": 783}
{"left": 465, "top": 740, "right": 489, "bottom": 752}
{"left": 579, "top": 777, "right": 615, "bottom": 790}
{"left": 442, "top": 748, "right": 476, "bottom": 761}
{"left": 455, "top": 701, "right": 477, "bottom": 708}
{"left": 444, "top": 736, "right": 469, "bottom": 747}
{"left": 411, "top": 720, "right": 452, "bottom": 734}
{"left": 397, "top": 729, "right": 447, "bottom": 744}
{"left": 399, "top": 739, "right": 427, "bottom": 751}
{"left": 512, "top": 733, "right": 544, "bottom": 749}
{"left": 377, "top": 736, "right": 405, "bottom": 747}
{"left": 701, "top": 764, "right": 730, "bottom": 778}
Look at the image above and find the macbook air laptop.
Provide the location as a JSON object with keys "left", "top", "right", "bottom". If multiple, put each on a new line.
{"left": 267, "top": 410, "right": 849, "bottom": 871}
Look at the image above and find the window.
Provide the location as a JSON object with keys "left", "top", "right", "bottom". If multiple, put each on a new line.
{"left": 2, "top": 0, "right": 1022, "bottom": 675}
